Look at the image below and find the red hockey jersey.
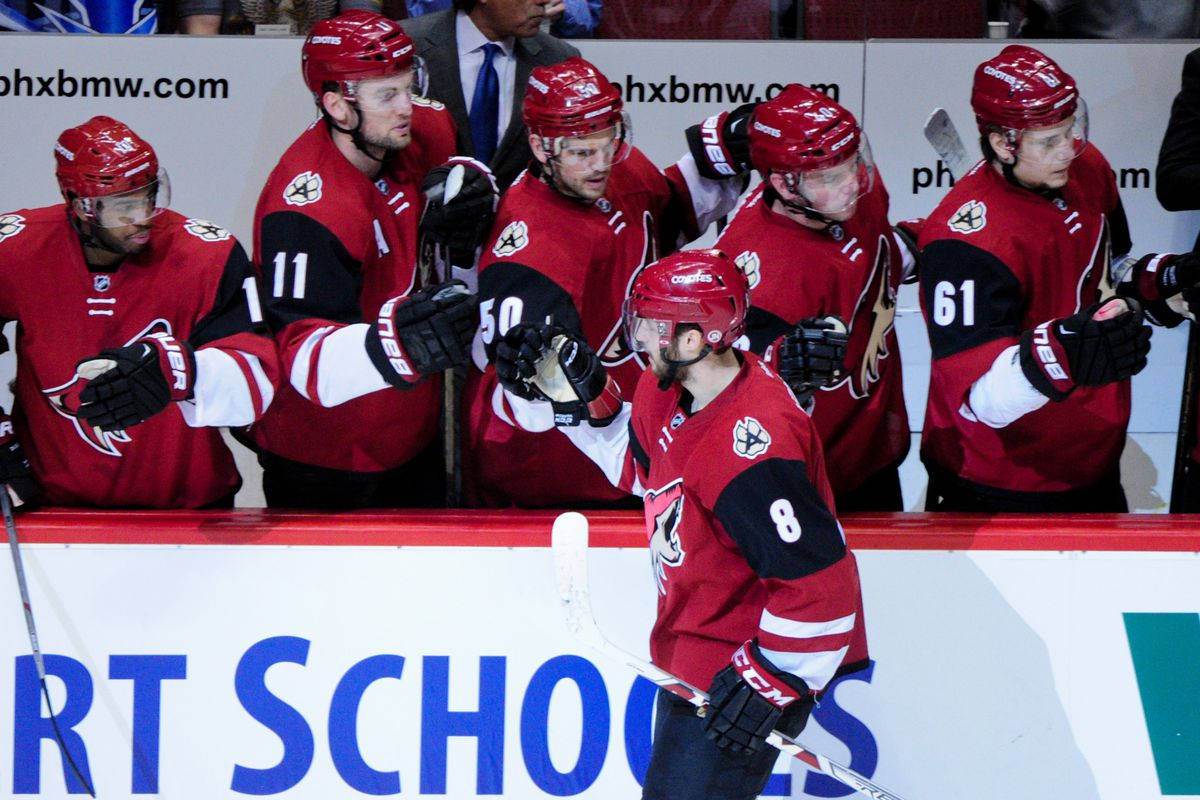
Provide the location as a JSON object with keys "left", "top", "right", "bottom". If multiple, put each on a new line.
{"left": 464, "top": 148, "right": 709, "bottom": 507}
{"left": 607, "top": 354, "right": 869, "bottom": 692}
{"left": 0, "top": 206, "right": 278, "bottom": 507}
{"left": 918, "top": 145, "right": 1127, "bottom": 492}
{"left": 715, "top": 179, "right": 909, "bottom": 495}
{"left": 248, "top": 102, "right": 456, "bottom": 473}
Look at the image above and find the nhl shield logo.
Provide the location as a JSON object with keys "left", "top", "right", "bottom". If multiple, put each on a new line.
{"left": 284, "top": 171, "right": 323, "bottom": 206}
{"left": 492, "top": 220, "right": 529, "bottom": 257}
{"left": 93, "top": 274, "right": 111, "bottom": 292}
{"left": 733, "top": 416, "right": 771, "bottom": 459}
{"left": 184, "top": 219, "right": 231, "bottom": 242}
{"left": 595, "top": 197, "right": 612, "bottom": 213}
{"left": 0, "top": 214, "right": 26, "bottom": 243}
{"left": 734, "top": 250, "right": 761, "bottom": 289}
{"left": 948, "top": 200, "right": 987, "bottom": 234}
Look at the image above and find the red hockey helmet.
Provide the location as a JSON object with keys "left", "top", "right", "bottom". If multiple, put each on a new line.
{"left": 302, "top": 11, "right": 415, "bottom": 100}
{"left": 623, "top": 249, "right": 750, "bottom": 354}
{"left": 972, "top": 45, "right": 1084, "bottom": 137}
{"left": 524, "top": 57, "right": 631, "bottom": 162}
{"left": 748, "top": 84, "right": 874, "bottom": 219}
{"left": 55, "top": 116, "right": 169, "bottom": 226}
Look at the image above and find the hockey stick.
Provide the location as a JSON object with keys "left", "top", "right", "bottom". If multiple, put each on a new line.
{"left": 923, "top": 108, "right": 974, "bottom": 183}
{"left": 2, "top": 490, "right": 96, "bottom": 797}
{"left": 1170, "top": 322, "right": 1199, "bottom": 511}
{"left": 550, "top": 512, "right": 910, "bottom": 800}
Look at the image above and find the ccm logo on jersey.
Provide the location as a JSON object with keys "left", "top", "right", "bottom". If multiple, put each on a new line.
{"left": 375, "top": 298, "right": 414, "bottom": 376}
{"left": 948, "top": 200, "right": 987, "bottom": 234}
{"left": 284, "top": 171, "right": 323, "bottom": 206}
{"left": 733, "top": 416, "right": 771, "bottom": 459}
{"left": 1032, "top": 322, "right": 1069, "bottom": 381}
{"left": 700, "top": 115, "right": 735, "bottom": 177}
{"left": 732, "top": 644, "right": 798, "bottom": 707}
{"left": 0, "top": 214, "right": 26, "bottom": 243}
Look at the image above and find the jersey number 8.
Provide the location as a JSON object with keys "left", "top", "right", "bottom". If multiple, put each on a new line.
{"left": 770, "top": 498, "right": 802, "bottom": 543}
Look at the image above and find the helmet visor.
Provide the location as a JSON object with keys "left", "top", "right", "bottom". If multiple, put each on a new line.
{"left": 1010, "top": 98, "right": 1089, "bottom": 167}
{"left": 786, "top": 135, "right": 875, "bottom": 219}
{"left": 81, "top": 169, "right": 170, "bottom": 228}
{"left": 551, "top": 113, "right": 633, "bottom": 170}
{"left": 622, "top": 298, "right": 671, "bottom": 354}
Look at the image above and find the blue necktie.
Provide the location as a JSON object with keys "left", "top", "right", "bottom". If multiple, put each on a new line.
{"left": 469, "top": 43, "right": 501, "bottom": 164}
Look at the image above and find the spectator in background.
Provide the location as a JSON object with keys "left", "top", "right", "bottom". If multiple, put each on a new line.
{"left": 1016, "top": 0, "right": 1200, "bottom": 37}
{"left": 0, "top": 116, "right": 278, "bottom": 508}
{"left": 0, "top": 0, "right": 156, "bottom": 32}
{"left": 405, "top": 0, "right": 600, "bottom": 37}
{"left": 1155, "top": 46, "right": 1200, "bottom": 511}
{"left": 176, "top": 0, "right": 381, "bottom": 35}
{"left": 401, "top": 0, "right": 580, "bottom": 189}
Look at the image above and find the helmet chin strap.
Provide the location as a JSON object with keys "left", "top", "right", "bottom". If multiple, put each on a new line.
{"left": 534, "top": 152, "right": 593, "bottom": 204}
{"left": 66, "top": 207, "right": 126, "bottom": 266}
{"left": 323, "top": 103, "right": 392, "bottom": 167}
{"left": 655, "top": 345, "right": 711, "bottom": 391}
{"left": 770, "top": 181, "right": 838, "bottom": 229}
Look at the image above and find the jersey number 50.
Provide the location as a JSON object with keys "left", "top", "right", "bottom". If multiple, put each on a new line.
{"left": 479, "top": 296, "right": 524, "bottom": 344}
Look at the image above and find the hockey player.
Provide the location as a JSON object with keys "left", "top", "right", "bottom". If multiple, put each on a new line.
{"left": 246, "top": 11, "right": 492, "bottom": 508}
{"left": 715, "top": 84, "right": 911, "bottom": 510}
{"left": 0, "top": 116, "right": 278, "bottom": 508}
{"left": 496, "top": 250, "right": 869, "bottom": 800}
{"left": 464, "top": 56, "right": 748, "bottom": 507}
{"left": 918, "top": 45, "right": 1152, "bottom": 511}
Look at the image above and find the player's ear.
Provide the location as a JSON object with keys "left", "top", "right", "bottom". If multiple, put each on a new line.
{"left": 528, "top": 133, "right": 550, "bottom": 165}
{"left": 987, "top": 131, "right": 1014, "bottom": 164}
{"left": 321, "top": 90, "right": 353, "bottom": 126}
{"left": 767, "top": 171, "right": 790, "bottom": 196}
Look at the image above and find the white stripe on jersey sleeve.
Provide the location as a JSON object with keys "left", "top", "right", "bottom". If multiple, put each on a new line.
{"left": 490, "top": 384, "right": 555, "bottom": 432}
{"left": 966, "top": 344, "right": 1050, "bottom": 428}
{"left": 758, "top": 644, "right": 850, "bottom": 694}
{"left": 289, "top": 325, "right": 334, "bottom": 401}
{"left": 312, "top": 323, "right": 389, "bottom": 407}
{"left": 240, "top": 349, "right": 275, "bottom": 414}
{"left": 759, "top": 609, "right": 857, "bottom": 640}
{"left": 181, "top": 348, "right": 258, "bottom": 427}
{"left": 673, "top": 152, "right": 744, "bottom": 234}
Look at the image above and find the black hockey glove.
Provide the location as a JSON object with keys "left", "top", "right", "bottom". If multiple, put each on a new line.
{"left": 1117, "top": 250, "right": 1200, "bottom": 326}
{"left": 365, "top": 280, "right": 478, "bottom": 388}
{"left": 685, "top": 102, "right": 757, "bottom": 180}
{"left": 776, "top": 315, "right": 849, "bottom": 409}
{"left": 704, "top": 640, "right": 814, "bottom": 754}
{"left": 0, "top": 412, "right": 39, "bottom": 509}
{"left": 76, "top": 333, "right": 196, "bottom": 432}
{"left": 419, "top": 157, "right": 499, "bottom": 268}
{"left": 494, "top": 323, "right": 622, "bottom": 426}
{"left": 1019, "top": 297, "right": 1151, "bottom": 402}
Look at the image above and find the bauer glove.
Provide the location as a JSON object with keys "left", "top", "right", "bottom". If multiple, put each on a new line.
{"left": 1019, "top": 297, "right": 1151, "bottom": 402}
{"left": 776, "top": 315, "right": 849, "bottom": 409}
{"left": 419, "top": 157, "right": 499, "bottom": 268}
{"left": 76, "top": 333, "right": 196, "bottom": 431}
{"left": 0, "top": 412, "right": 39, "bottom": 508}
{"left": 685, "top": 102, "right": 757, "bottom": 180}
{"left": 365, "top": 279, "right": 478, "bottom": 388}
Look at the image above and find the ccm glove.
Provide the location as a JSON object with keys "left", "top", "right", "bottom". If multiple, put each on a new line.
{"left": 419, "top": 157, "right": 499, "bottom": 267}
{"left": 704, "top": 640, "right": 814, "bottom": 754}
{"left": 685, "top": 102, "right": 757, "bottom": 179}
{"left": 1019, "top": 298, "right": 1151, "bottom": 402}
{"left": 76, "top": 333, "right": 196, "bottom": 431}
{"left": 365, "top": 280, "right": 478, "bottom": 388}
{"left": 0, "top": 413, "right": 39, "bottom": 508}
{"left": 494, "top": 323, "right": 622, "bottom": 426}
{"left": 777, "top": 315, "right": 849, "bottom": 408}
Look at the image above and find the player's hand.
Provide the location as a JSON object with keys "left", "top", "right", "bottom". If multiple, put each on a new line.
{"left": 544, "top": 0, "right": 566, "bottom": 21}
{"left": 1019, "top": 297, "right": 1151, "bottom": 401}
{"left": 76, "top": 333, "right": 196, "bottom": 432}
{"left": 703, "top": 640, "right": 814, "bottom": 754}
{"left": 495, "top": 323, "right": 622, "bottom": 426}
{"left": 419, "top": 157, "right": 499, "bottom": 268}
{"left": 1118, "top": 250, "right": 1200, "bottom": 325}
{"left": 366, "top": 280, "right": 478, "bottom": 388}
{"left": 685, "top": 102, "right": 757, "bottom": 180}
{"left": 777, "top": 315, "right": 848, "bottom": 408}
{"left": 0, "top": 413, "right": 39, "bottom": 509}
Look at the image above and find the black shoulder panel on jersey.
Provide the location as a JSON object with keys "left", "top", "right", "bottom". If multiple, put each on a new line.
{"left": 629, "top": 420, "right": 650, "bottom": 475}
{"left": 920, "top": 238, "right": 1023, "bottom": 360}
{"left": 478, "top": 261, "right": 583, "bottom": 360}
{"left": 1109, "top": 196, "right": 1132, "bottom": 257}
{"left": 189, "top": 241, "right": 270, "bottom": 349}
{"left": 743, "top": 306, "right": 790, "bottom": 355}
{"left": 712, "top": 457, "right": 845, "bottom": 581}
{"left": 259, "top": 210, "right": 363, "bottom": 332}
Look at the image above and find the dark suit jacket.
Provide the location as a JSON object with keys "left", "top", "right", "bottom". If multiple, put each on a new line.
{"left": 402, "top": 9, "right": 579, "bottom": 189}
{"left": 1158, "top": 48, "right": 1200, "bottom": 251}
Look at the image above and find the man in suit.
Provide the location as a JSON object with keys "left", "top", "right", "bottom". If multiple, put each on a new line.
{"left": 402, "top": 0, "right": 579, "bottom": 189}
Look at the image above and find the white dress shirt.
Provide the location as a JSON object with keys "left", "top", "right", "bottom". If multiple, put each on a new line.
{"left": 455, "top": 10, "right": 516, "bottom": 149}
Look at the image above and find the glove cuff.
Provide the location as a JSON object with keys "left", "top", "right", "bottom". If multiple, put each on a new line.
{"left": 1019, "top": 323, "right": 1072, "bottom": 402}
{"left": 365, "top": 296, "right": 422, "bottom": 389}
{"left": 140, "top": 334, "right": 196, "bottom": 401}
{"left": 686, "top": 111, "right": 743, "bottom": 180}
{"left": 731, "top": 640, "right": 809, "bottom": 709}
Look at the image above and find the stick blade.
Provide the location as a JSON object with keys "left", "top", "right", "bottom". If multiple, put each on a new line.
{"left": 923, "top": 107, "right": 972, "bottom": 181}
{"left": 552, "top": 512, "right": 597, "bottom": 642}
